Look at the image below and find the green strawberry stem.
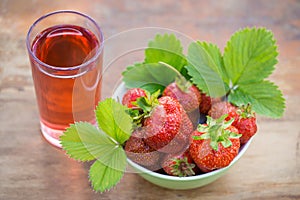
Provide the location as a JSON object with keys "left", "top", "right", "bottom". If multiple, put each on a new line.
{"left": 127, "top": 89, "right": 160, "bottom": 126}
{"left": 159, "top": 61, "right": 193, "bottom": 93}
{"left": 175, "top": 76, "right": 192, "bottom": 93}
{"left": 136, "top": 89, "right": 160, "bottom": 113}
{"left": 171, "top": 157, "right": 196, "bottom": 177}
{"left": 195, "top": 114, "right": 241, "bottom": 150}
{"left": 159, "top": 61, "right": 183, "bottom": 77}
{"left": 237, "top": 103, "right": 255, "bottom": 118}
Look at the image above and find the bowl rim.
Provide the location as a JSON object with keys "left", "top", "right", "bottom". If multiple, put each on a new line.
{"left": 127, "top": 136, "right": 253, "bottom": 181}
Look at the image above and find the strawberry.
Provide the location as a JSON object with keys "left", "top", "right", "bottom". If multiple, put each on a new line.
{"left": 143, "top": 96, "right": 193, "bottom": 153}
{"left": 124, "top": 89, "right": 160, "bottom": 126}
{"left": 208, "top": 101, "right": 238, "bottom": 121}
{"left": 199, "top": 92, "right": 221, "bottom": 114}
{"left": 122, "top": 88, "right": 147, "bottom": 108}
{"left": 157, "top": 110, "right": 194, "bottom": 153}
{"left": 189, "top": 115, "right": 241, "bottom": 172}
{"left": 163, "top": 77, "right": 201, "bottom": 113}
{"left": 161, "top": 150, "right": 198, "bottom": 177}
{"left": 232, "top": 104, "right": 258, "bottom": 144}
{"left": 199, "top": 92, "right": 212, "bottom": 114}
{"left": 209, "top": 102, "right": 257, "bottom": 144}
{"left": 125, "top": 128, "right": 160, "bottom": 167}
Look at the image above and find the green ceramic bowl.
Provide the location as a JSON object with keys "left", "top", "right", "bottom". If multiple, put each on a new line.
{"left": 127, "top": 137, "right": 252, "bottom": 190}
{"left": 113, "top": 83, "right": 253, "bottom": 190}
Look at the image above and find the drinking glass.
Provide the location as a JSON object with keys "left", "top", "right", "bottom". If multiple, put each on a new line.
{"left": 26, "top": 10, "right": 104, "bottom": 147}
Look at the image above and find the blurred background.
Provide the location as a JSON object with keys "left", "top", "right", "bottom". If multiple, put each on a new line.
{"left": 1, "top": 0, "right": 299, "bottom": 103}
{"left": 0, "top": 0, "right": 299, "bottom": 199}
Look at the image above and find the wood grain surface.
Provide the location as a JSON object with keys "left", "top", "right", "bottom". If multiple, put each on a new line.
{"left": 0, "top": 0, "right": 299, "bottom": 199}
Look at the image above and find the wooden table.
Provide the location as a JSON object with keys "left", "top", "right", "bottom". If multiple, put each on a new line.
{"left": 1, "top": 0, "right": 299, "bottom": 199}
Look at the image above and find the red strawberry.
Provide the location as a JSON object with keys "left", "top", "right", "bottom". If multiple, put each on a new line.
{"left": 144, "top": 96, "right": 192, "bottom": 153}
{"left": 189, "top": 115, "right": 241, "bottom": 172}
{"left": 232, "top": 104, "right": 258, "bottom": 144}
{"left": 163, "top": 77, "right": 201, "bottom": 113}
{"left": 125, "top": 128, "right": 160, "bottom": 168}
{"left": 157, "top": 110, "right": 194, "bottom": 153}
{"left": 199, "top": 92, "right": 212, "bottom": 114}
{"left": 123, "top": 88, "right": 160, "bottom": 127}
{"left": 161, "top": 150, "right": 198, "bottom": 177}
{"left": 199, "top": 92, "right": 221, "bottom": 114}
{"left": 208, "top": 101, "right": 238, "bottom": 121}
{"left": 209, "top": 102, "right": 257, "bottom": 144}
{"left": 122, "top": 88, "right": 147, "bottom": 108}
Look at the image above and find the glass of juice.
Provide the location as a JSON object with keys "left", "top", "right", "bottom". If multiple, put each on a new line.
{"left": 26, "top": 10, "right": 104, "bottom": 148}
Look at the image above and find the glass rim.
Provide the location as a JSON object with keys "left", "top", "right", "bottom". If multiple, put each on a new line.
{"left": 26, "top": 10, "right": 104, "bottom": 71}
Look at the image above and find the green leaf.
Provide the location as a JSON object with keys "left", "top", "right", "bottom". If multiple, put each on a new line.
{"left": 60, "top": 98, "right": 132, "bottom": 193}
{"left": 210, "top": 140, "right": 218, "bottom": 151}
{"left": 228, "top": 80, "right": 285, "bottom": 118}
{"left": 122, "top": 62, "right": 179, "bottom": 92}
{"left": 145, "top": 34, "right": 187, "bottom": 73}
{"left": 136, "top": 97, "right": 152, "bottom": 112}
{"left": 223, "top": 118, "right": 234, "bottom": 129}
{"left": 199, "top": 133, "right": 210, "bottom": 140}
{"left": 200, "top": 42, "right": 228, "bottom": 82}
{"left": 223, "top": 27, "right": 278, "bottom": 85}
{"left": 89, "top": 146, "right": 127, "bottom": 192}
{"left": 138, "top": 83, "right": 165, "bottom": 94}
{"left": 221, "top": 138, "right": 232, "bottom": 148}
{"left": 95, "top": 98, "right": 133, "bottom": 144}
{"left": 228, "top": 131, "right": 242, "bottom": 139}
{"left": 215, "top": 114, "right": 229, "bottom": 124}
{"left": 60, "top": 122, "right": 115, "bottom": 162}
{"left": 186, "top": 41, "right": 228, "bottom": 97}
{"left": 185, "top": 27, "right": 284, "bottom": 118}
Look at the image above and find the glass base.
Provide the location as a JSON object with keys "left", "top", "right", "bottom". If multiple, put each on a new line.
{"left": 40, "top": 122, "right": 64, "bottom": 148}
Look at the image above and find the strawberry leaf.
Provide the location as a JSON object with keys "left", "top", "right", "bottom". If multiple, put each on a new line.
{"left": 186, "top": 27, "right": 285, "bottom": 118}
{"left": 199, "top": 42, "right": 228, "bottom": 82}
{"left": 60, "top": 122, "right": 115, "bottom": 162}
{"left": 89, "top": 146, "right": 127, "bottom": 193}
{"left": 95, "top": 98, "right": 133, "bottom": 144}
{"left": 145, "top": 34, "right": 187, "bottom": 73}
{"left": 60, "top": 98, "right": 134, "bottom": 192}
{"left": 228, "top": 80, "right": 285, "bottom": 118}
{"left": 138, "top": 83, "right": 165, "bottom": 94}
{"left": 223, "top": 27, "right": 278, "bottom": 85}
{"left": 122, "top": 62, "right": 180, "bottom": 93}
{"left": 60, "top": 121, "right": 128, "bottom": 192}
{"left": 186, "top": 41, "right": 229, "bottom": 97}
